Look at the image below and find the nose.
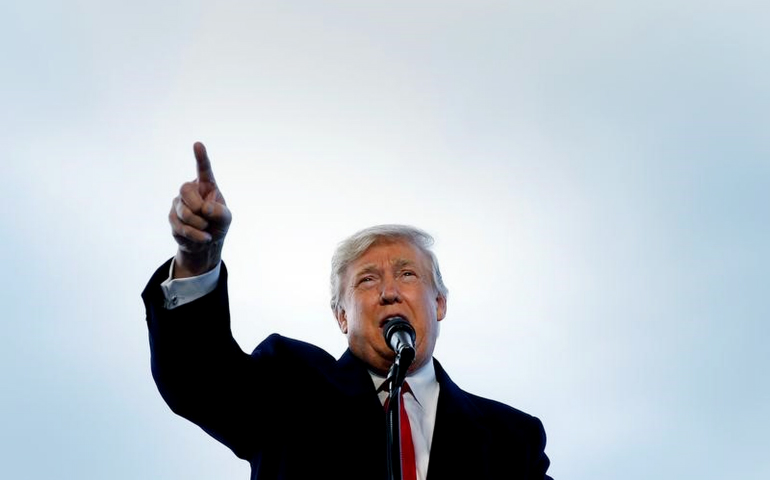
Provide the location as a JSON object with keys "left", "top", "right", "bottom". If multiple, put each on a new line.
{"left": 379, "top": 277, "right": 401, "bottom": 305}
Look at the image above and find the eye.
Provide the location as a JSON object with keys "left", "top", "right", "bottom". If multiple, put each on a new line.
{"left": 357, "top": 276, "right": 375, "bottom": 286}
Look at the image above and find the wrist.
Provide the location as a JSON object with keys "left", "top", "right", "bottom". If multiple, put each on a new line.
{"left": 174, "top": 242, "right": 223, "bottom": 278}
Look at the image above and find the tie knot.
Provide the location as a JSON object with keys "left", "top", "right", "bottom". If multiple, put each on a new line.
{"left": 378, "top": 378, "right": 411, "bottom": 394}
{"left": 382, "top": 381, "right": 412, "bottom": 411}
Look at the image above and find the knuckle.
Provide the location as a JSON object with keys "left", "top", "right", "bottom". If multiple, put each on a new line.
{"left": 168, "top": 209, "right": 181, "bottom": 227}
{"left": 171, "top": 197, "right": 181, "bottom": 213}
{"left": 178, "top": 205, "right": 191, "bottom": 222}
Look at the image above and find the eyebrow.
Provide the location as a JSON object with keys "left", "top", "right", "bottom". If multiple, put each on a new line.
{"left": 354, "top": 265, "right": 381, "bottom": 277}
{"left": 392, "top": 258, "right": 416, "bottom": 269}
{"left": 352, "top": 259, "right": 416, "bottom": 277}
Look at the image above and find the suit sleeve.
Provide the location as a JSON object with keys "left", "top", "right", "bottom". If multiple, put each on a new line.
{"left": 530, "top": 416, "right": 553, "bottom": 480}
{"left": 142, "top": 259, "right": 271, "bottom": 460}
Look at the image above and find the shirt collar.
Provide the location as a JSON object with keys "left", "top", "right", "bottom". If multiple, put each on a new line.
{"left": 369, "top": 359, "right": 437, "bottom": 406}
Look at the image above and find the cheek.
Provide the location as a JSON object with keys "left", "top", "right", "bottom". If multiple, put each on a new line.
{"left": 346, "top": 313, "right": 371, "bottom": 338}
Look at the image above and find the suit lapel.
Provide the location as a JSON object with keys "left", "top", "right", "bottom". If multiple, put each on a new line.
{"left": 427, "top": 360, "right": 493, "bottom": 479}
{"left": 334, "top": 348, "right": 382, "bottom": 402}
{"left": 333, "top": 349, "right": 390, "bottom": 479}
{"left": 330, "top": 348, "right": 387, "bottom": 425}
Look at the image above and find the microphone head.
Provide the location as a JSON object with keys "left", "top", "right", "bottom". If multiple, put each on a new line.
{"left": 383, "top": 316, "right": 416, "bottom": 375}
{"left": 382, "top": 317, "right": 415, "bottom": 347}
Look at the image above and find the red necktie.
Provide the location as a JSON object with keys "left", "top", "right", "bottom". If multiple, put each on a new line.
{"left": 385, "top": 383, "right": 417, "bottom": 480}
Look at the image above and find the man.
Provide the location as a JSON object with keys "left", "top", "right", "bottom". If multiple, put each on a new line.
{"left": 143, "top": 142, "right": 553, "bottom": 480}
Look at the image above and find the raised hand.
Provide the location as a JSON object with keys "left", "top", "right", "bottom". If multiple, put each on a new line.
{"left": 169, "top": 142, "right": 232, "bottom": 278}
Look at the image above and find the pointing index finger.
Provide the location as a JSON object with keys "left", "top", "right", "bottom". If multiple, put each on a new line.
{"left": 193, "top": 141, "right": 216, "bottom": 184}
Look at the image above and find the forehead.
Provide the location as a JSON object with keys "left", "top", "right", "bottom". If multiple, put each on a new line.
{"left": 348, "top": 239, "right": 430, "bottom": 272}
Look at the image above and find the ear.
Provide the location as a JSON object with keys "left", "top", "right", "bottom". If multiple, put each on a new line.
{"left": 334, "top": 307, "right": 348, "bottom": 334}
{"left": 436, "top": 294, "right": 447, "bottom": 322}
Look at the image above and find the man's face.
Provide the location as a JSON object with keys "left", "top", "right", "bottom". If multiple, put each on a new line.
{"left": 334, "top": 240, "right": 447, "bottom": 375}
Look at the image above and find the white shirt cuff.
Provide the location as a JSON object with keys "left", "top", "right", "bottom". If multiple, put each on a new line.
{"left": 160, "top": 260, "right": 221, "bottom": 309}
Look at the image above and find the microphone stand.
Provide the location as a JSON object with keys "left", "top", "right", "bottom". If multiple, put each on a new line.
{"left": 385, "top": 348, "right": 413, "bottom": 480}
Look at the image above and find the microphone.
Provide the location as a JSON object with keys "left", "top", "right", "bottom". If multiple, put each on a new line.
{"left": 382, "top": 317, "right": 416, "bottom": 480}
{"left": 383, "top": 316, "right": 416, "bottom": 366}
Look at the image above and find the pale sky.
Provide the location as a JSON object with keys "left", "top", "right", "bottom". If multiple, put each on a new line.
{"left": 2, "top": 1, "right": 769, "bottom": 479}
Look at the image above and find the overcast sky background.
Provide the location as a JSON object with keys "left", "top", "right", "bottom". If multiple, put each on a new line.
{"left": 2, "top": 1, "right": 769, "bottom": 479}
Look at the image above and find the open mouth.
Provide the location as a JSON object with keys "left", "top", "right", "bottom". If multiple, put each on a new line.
{"left": 379, "top": 314, "right": 408, "bottom": 328}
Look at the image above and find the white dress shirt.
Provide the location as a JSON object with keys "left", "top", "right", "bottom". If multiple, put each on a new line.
{"left": 370, "top": 363, "right": 440, "bottom": 480}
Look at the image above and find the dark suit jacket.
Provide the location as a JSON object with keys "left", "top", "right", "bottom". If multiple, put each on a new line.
{"left": 143, "top": 259, "right": 552, "bottom": 480}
